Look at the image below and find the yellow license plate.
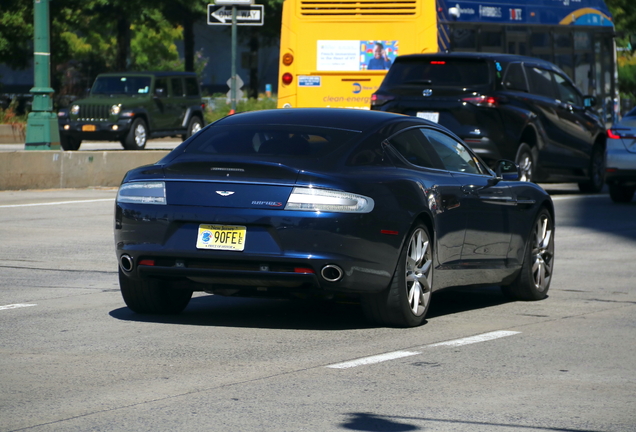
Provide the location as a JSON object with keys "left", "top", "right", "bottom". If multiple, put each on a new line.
{"left": 82, "top": 125, "right": 96, "bottom": 132}
{"left": 196, "top": 224, "right": 246, "bottom": 251}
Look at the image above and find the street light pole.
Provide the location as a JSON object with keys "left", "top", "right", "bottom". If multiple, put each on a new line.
{"left": 25, "top": 0, "right": 60, "bottom": 150}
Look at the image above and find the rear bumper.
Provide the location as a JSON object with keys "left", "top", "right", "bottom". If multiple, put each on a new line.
{"left": 115, "top": 202, "right": 400, "bottom": 295}
{"left": 606, "top": 148, "right": 636, "bottom": 185}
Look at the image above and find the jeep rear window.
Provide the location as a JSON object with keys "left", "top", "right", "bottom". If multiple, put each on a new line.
{"left": 381, "top": 59, "right": 491, "bottom": 87}
{"left": 91, "top": 76, "right": 152, "bottom": 95}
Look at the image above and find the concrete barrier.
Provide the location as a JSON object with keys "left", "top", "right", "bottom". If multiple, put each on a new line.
{"left": 0, "top": 151, "right": 170, "bottom": 190}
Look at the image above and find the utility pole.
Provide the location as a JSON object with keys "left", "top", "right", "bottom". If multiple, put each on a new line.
{"left": 25, "top": 0, "right": 60, "bottom": 150}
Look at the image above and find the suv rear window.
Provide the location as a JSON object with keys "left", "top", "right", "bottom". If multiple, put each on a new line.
{"left": 381, "top": 59, "right": 492, "bottom": 87}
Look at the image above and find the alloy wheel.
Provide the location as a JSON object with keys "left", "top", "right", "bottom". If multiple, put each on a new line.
{"left": 405, "top": 228, "right": 432, "bottom": 316}
{"left": 531, "top": 214, "right": 553, "bottom": 292}
{"left": 135, "top": 124, "right": 147, "bottom": 146}
{"left": 518, "top": 152, "right": 533, "bottom": 182}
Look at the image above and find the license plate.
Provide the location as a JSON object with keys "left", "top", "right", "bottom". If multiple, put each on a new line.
{"left": 416, "top": 112, "right": 439, "bottom": 123}
{"left": 196, "top": 224, "right": 246, "bottom": 251}
{"left": 82, "top": 125, "right": 96, "bottom": 132}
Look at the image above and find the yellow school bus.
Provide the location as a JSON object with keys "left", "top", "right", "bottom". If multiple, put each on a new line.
{"left": 277, "top": 0, "right": 617, "bottom": 117}
{"left": 277, "top": 0, "right": 438, "bottom": 109}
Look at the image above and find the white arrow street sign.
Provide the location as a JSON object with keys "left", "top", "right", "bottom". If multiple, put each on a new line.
{"left": 208, "top": 4, "right": 264, "bottom": 26}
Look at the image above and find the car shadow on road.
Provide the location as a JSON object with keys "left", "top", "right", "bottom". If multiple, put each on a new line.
{"left": 109, "top": 285, "right": 512, "bottom": 330}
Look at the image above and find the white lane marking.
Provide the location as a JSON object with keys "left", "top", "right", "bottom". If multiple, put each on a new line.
{"left": 326, "top": 330, "right": 521, "bottom": 369}
{"left": 0, "top": 199, "right": 114, "bottom": 208}
{"left": 427, "top": 330, "right": 520, "bottom": 348}
{"left": 0, "top": 304, "right": 37, "bottom": 311}
{"left": 327, "top": 351, "right": 421, "bottom": 369}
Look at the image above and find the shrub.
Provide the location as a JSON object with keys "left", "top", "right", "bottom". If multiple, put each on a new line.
{"left": 205, "top": 95, "right": 277, "bottom": 124}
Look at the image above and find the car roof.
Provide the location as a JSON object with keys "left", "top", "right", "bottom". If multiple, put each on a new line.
{"left": 213, "top": 108, "right": 414, "bottom": 131}
{"left": 395, "top": 52, "right": 561, "bottom": 70}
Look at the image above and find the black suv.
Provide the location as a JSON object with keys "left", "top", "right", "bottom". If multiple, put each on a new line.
{"left": 371, "top": 53, "right": 606, "bottom": 192}
{"left": 58, "top": 71, "right": 206, "bottom": 151}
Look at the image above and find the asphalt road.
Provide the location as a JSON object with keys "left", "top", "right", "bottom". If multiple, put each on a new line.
{"left": 0, "top": 186, "right": 635, "bottom": 432}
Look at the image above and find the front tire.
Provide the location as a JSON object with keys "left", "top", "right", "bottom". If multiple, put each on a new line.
{"left": 60, "top": 135, "right": 81, "bottom": 151}
{"left": 122, "top": 118, "right": 148, "bottom": 150}
{"left": 578, "top": 145, "right": 605, "bottom": 193}
{"left": 502, "top": 208, "right": 554, "bottom": 301}
{"left": 515, "top": 143, "right": 535, "bottom": 182}
{"left": 609, "top": 184, "right": 635, "bottom": 203}
{"left": 119, "top": 268, "right": 193, "bottom": 314}
{"left": 362, "top": 224, "right": 433, "bottom": 327}
{"left": 182, "top": 116, "right": 203, "bottom": 141}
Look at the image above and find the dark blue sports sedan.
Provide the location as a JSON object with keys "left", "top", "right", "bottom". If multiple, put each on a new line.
{"left": 114, "top": 108, "right": 554, "bottom": 327}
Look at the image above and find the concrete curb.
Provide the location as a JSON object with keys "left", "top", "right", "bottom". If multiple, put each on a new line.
{"left": 0, "top": 151, "right": 170, "bottom": 190}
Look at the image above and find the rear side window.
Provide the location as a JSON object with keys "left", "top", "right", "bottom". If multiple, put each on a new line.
{"left": 382, "top": 59, "right": 492, "bottom": 87}
{"left": 503, "top": 63, "right": 528, "bottom": 92}
{"left": 423, "top": 129, "right": 485, "bottom": 175}
{"left": 185, "top": 78, "right": 200, "bottom": 96}
{"left": 171, "top": 78, "right": 184, "bottom": 97}
{"left": 526, "top": 67, "right": 556, "bottom": 99}
{"left": 387, "top": 128, "right": 440, "bottom": 169}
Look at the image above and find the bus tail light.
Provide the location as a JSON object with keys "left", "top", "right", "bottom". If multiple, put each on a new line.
{"left": 371, "top": 93, "right": 395, "bottom": 107}
{"left": 282, "top": 53, "right": 294, "bottom": 66}
{"left": 282, "top": 73, "right": 293, "bottom": 85}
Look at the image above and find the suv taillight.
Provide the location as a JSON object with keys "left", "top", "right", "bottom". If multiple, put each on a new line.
{"left": 461, "top": 95, "right": 500, "bottom": 108}
{"left": 371, "top": 93, "right": 395, "bottom": 107}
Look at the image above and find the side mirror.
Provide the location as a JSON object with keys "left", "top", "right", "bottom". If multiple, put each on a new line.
{"left": 584, "top": 95, "right": 597, "bottom": 108}
{"left": 154, "top": 88, "right": 165, "bottom": 98}
{"left": 495, "top": 159, "right": 520, "bottom": 181}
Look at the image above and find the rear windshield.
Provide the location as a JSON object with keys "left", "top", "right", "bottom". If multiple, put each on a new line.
{"left": 183, "top": 125, "right": 360, "bottom": 158}
{"left": 91, "top": 76, "right": 152, "bottom": 95}
{"left": 381, "top": 59, "right": 492, "bottom": 88}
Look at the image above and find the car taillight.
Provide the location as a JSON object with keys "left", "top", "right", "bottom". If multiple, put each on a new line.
{"left": 282, "top": 73, "right": 293, "bottom": 85}
{"left": 371, "top": 93, "right": 395, "bottom": 107}
{"left": 606, "top": 128, "right": 635, "bottom": 139}
{"left": 461, "top": 95, "right": 500, "bottom": 108}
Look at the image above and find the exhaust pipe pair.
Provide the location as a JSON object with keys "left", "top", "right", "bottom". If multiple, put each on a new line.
{"left": 120, "top": 254, "right": 134, "bottom": 272}
{"left": 321, "top": 264, "right": 343, "bottom": 282}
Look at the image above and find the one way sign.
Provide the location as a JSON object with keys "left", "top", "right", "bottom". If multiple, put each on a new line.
{"left": 207, "top": 4, "right": 264, "bottom": 26}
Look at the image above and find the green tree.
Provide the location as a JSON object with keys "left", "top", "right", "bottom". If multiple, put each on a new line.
{"left": 0, "top": 0, "right": 33, "bottom": 70}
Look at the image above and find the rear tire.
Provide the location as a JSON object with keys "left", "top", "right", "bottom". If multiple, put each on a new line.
{"left": 60, "top": 135, "right": 81, "bottom": 151}
{"left": 181, "top": 116, "right": 203, "bottom": 141}
{"left": 609, "top": 184, "right": 635, "bottom": 203}
{"left": 515, "top": 143, "right": 535, "bottom": 182}
{"left": 122, "top": 118, "right": 148, "bottom": 150}
{"left": 502, "top": 208, "right": 554, "bottom": 301}
{"left": 119, "top": 268, "right": 193, "bottom": 314}
{"left": 578, "top": 145, "right": 605, "bottom": 193}
{"left": 362, "top": 224, "right": 433, "bottom": 327}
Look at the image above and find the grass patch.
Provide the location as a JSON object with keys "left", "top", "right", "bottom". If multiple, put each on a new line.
{"left": 204, "top": 94, "right": 277, "bottom": 124}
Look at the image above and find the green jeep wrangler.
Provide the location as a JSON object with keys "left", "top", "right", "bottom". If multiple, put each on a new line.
{"left": 58, "top": 71, "right": 205, "bottom": 150}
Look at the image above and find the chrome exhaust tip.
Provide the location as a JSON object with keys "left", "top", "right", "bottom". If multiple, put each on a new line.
{"left": 321, "top": 264, "right": 343, "bottom": 282}
{"left": 120, "top": 254, "right": 134, "bottom": 272}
